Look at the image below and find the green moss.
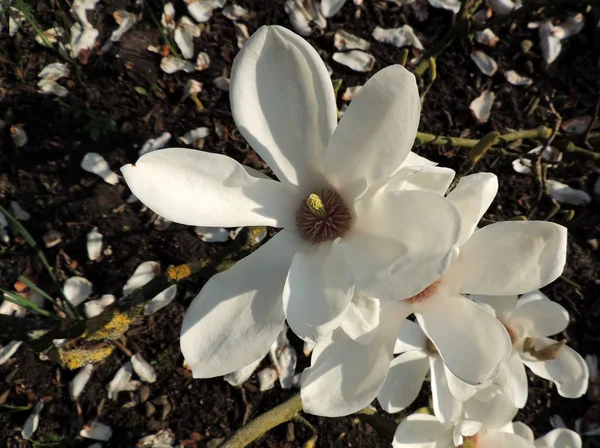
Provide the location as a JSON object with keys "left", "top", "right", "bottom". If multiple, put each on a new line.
{"left": 155, "top": 345, "right": 176, "bottom": 375}
{"left": 33, "top": 433, "right": 72, "bottom": 447}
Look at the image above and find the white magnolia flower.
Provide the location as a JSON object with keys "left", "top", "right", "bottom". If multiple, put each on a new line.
{"left": 474, "top": 290, "right": 589, "bottom": 401}
{"left": 388, "top": 173, "right": 567, "bottom": 387}
{"left": 122, "top": 25, "right": 461, "bottom": 379}
{"left": 515, "top": 424, "right": 582, "bottom": 448}
{"left": 393, "top": 413, "right": 533, "bottom": 448}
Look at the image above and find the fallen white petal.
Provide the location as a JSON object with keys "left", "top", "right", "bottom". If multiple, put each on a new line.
{"left": 512, "top": 145, "right": 562, "bottom": 175}
{"left": 257, "top": 366, "right": 278, "bottom": 391}
{"left": 181, "top": 80, "right": 203, "bottom": 102}
{"left": 428, "top": 0, "right": 461, "bottom": 13}
{"left": 269, "top": 330, "right": 297, "bottom": 389}
{"left": 224, "top": 356, "right": 264, "bottom": 386}
{"left": 131, "top": 353, "right": 157, "bottom": 383}
{"left": 123, "top": 261, "right": 160, "bottom": 296}
{"left": 81, "top": 153, "right": 119, "bottom": 185}
{"left": 0, "top": 212, "right": 9, "bottom": 244}
{"left": 0, "top": 341, "right": 22, "bottom": 365}
{"left": 194, "top": 226, "right": 229, "bottom": 242}
{"left": 86, "top": 227, "right": 103, "bottom": 261}
{"left": 10, "top": 201, "right": 30, "bottom": 221}
{"left": 372, "top": 25, "right": 424, "bottom": 50}
{"left": 505, "top": 70, "right": 533, "bottom": 86}
{"left": 8, "top": 7, "right": 26, "bottom": 36}
{"left": 547, "top": 180, "right": 591, "bottom": 205}
{"left": 143, "top": 284, "right": 177, "bottom": 315}
{"left": 21, "top": 401, "right": 44, "bottom": 440}
{"left": 195, "top": 52, "right": 211, "bottom": 71}
{"left": 540, "top": 21, "right": 562, "bottom": 64}
{"left": 139, "top": 132, "right": 172, "bottom": 157}
{"left": 84, "top": 294, "right": 115, "bottom": 318}
{"left": 186, "top": 0, "right": 225, "bottom": 23}
{"left": 38, "top": 79, "right": 69, "bottom": 97}
{"left": 160, "top": 57, "right": 195, "bottom": 74}
{"left": 80, "top": 422, "right": 113, "bottom": 441}
{"left": 70, "top": 23, "right": 99, "bottom": 58}
{"left": 471, "top": 51, "right": 498, "bottom": 76}
{"left": 11, "top": 124, "right": 28, "bottom": 147}
{"left": 213, "top": 75, "right": 230, "bottom": 90}
{"left": 71, "top": 0, "right": 99, "bottom": 28}
{"left": 486, "top": 0, "right": 519, "bottom": 15}
{"left": 235, "top": 22, "right": 250, "bottom": 49}
{"left": 475, "top": 29, "right": 499, "bottom": 47}
{"left": 137, "top": 429, "right": 176, "bottom": 447}
{"left": 470, "top": 91, "right": 495, "bottom": 123}
{"left": 38, "top": 62, "right": 70, "bottom": 81}
{"left": 333, "top": 50, "right": 375, "bottom": 72}
{"left": 223, "top": 4, "right": 248, "bottom": 21}
{"left": 70, "top": 364, "right": 94, "bottom": 400}
{"left": 107, "top": 362, "right": 140, "bottom": 400}
{"left": 334, "top": 30, "right": 371, "bottom": 51}
{"left": 161, "top": 3, "right": 176, "bottom": 30}
{"left": 179, "top": 127, "right": 210, "bottom": 145}
{"left": 284, "top": 0, "right": 312, "bottom": 36}
{"left": 341, "top": 86, "right": 362, "bottom": 102}
{"left": 109, "top": 10, "right": 137, "bottom": 42}
{"left": 554, "top": 13, "right": 585, "bottom": 39}
{"left": 35, "top": 27, "right": 65, "bottom": 47}
{"left": 63, "top": 277, "right": 93, "bottom": 307}
{"left": 175, "top": 16, "right": 200, "bottom": 59}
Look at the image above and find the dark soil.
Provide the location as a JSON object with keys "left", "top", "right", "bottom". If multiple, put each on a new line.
{"left": 1, "top": 0, "right": 599, "bottom": 447}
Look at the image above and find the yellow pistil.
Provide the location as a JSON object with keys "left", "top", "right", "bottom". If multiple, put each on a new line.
{"left": 306, "top": 193, "right": 327, "bottom": 218}
{"left": 462, "top": 436, "right": 477, "bottom": 448}
{"left": 168, "top": 264, "right": 192, "bottom": 281}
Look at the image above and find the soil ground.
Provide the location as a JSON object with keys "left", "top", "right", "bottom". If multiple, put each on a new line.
{"left": 0, "top": 0, "right": 599, "bottom": 447}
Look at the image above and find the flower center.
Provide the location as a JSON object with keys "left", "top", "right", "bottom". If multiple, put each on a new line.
{"left": 296, "top": 189, "right": 352, "bottom": 244}
{"left": 406, "top": 279, "right": 441, "bottom": 304}
{"left": 460, "top": 435, "right": 478, "bottom": 448}
{"left": 426, "top": 338, "right": 438, "bottom": 355}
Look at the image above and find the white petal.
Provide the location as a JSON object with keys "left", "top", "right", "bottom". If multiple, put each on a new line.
{"left": 540, "top": 21, "right": 562, "bottom": 64}
{"left": 377, "top": 350, "right": 429, "bottom": 413}
{"left": 372, "top": 25, "right": 424, "bottom": 50}
{"left": 430, "top": 356, "right": 462, "bottom": 425}
{"left": 234, "top": 22, "right": 250, "bottom": 48}
{"left": 452, "top": 221, "right": 567, "bottom": 296}
{"left": 341, "top": 189, "right": 460, "bottom": 300}
{"left": 84, "top": 294, "right": 115, "bottom": 318}
{"left": 107, "top": 362, "right": 140, "bottom": 400}
{"left": 453, "top": 420, "right": 483, "bottom": 445}
{"left": 471, "top": 51, "right": 498, "bottom": 76}
{"left": 384, "top": 164, "right": 456, "bottom": 196}
{"left": 160, "top": 57, "right": 195, "bottom": 74}
{"left": 415, "top": 295, "right": 512, "bottom": 385}
{"left": 174, "top": 16, "right": 199, "bottom": 59}
{"left": 179, "top": 127, "right": 210, "bottom": 145}
{"left": 269, "top": 330, "right": 297, "bottom": 389}
{"left": 81, "top": 153, "right": 119, "bottom": 185}
{"left": 301, "top": 301, "right": 407, "bottom": 417}
{"left": 181, "top": 230, "right": 303, "bottom": 377}
{"left": 321, "top": 0, "right": 347, "bottom": 17}
{"left": 123, "top": 261, "right": 159, "bottom": 296}
{"left": 86, "top": 227, "right": 103, "bottom": 260}
{"left": 394, "top": 319, "right": 428, "bottom": 353}
{"left": 223, "top": 4, "right": 248, "bottom": 21}
{"left": 195, "top": 52, "right": 210, "bottom": 71}
{"left": 10, "top": 124, "right": 28, "bottom": 147}
{"left": 0, "top": 341, "right": 22, "bottom": 365}
{"left": 257, "top": 366, "right": 278, "bottom": 391}
{"left": 80, "top": 422, "right": 113, "bottom": 441}
{"left": 513, "top": 422, "right": 535, "bottom": 443}
{"left": 122, "top": 148, "right": 299, "bottom": 228}
{"left": 504, "top": 351, "right": 529, "bottom": 408}
{"left": 283, "top": 243, "right": 354, "bottom": 342}
{"left": 470, "top": 91, "right": 495, "bottom": 123}
{"left": 555, "top": 14, "right": 585, "bottom": 39}
{"left": 511, "top": 297, "right": 569, "bottom": 338}
{"left": 340, "top": 292, "right": 380, "bottom": 341}
{"left": 463, "top": 391, "right": 518, "bottom": 429}
{"left": 131, "top": 353, "right": 157, "bottom": 383}
{"left": 505, "top": 70, "right": 533, "bottom": 86}
{"left": 283, "top": 0, "right": 311, "bottom": 37}
{"left": 224, "top": 356, "right": 264, "bottom": 387}
{"left": 475, "top": 29, "right": 500, "bottom": 47}
{"left": 161, "top": 3, "right": 175, "bottom": 30}
{"left": 334, "top": 30, "right": 370, "bottom": 51}
{"left": 70, "top": 364, "right": 94, "bottom": 400}
{"left": 63, "top": 277, "right": 93, "bottom": 307}
{"left": 480, "top": 430, "right": 535, "bottom": 448}
{"left": 447, "top": 172, "right": 498, "bottom": 245}
{"left": 486, "top": 0, "right": 519, "bottom": 14}
{"left": 392, "top": 414, "right": 452, "bottom": 448}
{"left": 70, "top": 24, "right": 98, "bottom": 58}
{"left": 444, "top": 365, "right": 482, "bottom": 402}
{"left": 521, "top": 338, "right": 589, "bottom": 398}
{"left": 139, "top": 132, "right": 172, "bottom": 157}
{"left": 534, "top": 428, "right": 582, "bottom": 448}
{"left": 22, "top": 402, "right": 44, "bottom": 440}
{"left": 230, "top": 25, "right": 337, "bottom": 188}
{"left": 323, "top": 65, "right": 420, "bottom": 201}
{"left": 547, "top": 180, "right": 591, "bottom": 206}
{"left": 109, "top": 10, "right": 137, "bottom": 43}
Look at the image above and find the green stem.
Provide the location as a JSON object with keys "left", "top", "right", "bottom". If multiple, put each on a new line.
{"left": 219, "top": 394, "right": 303, "bottom": 448}
{"left": 414, "top": 126, "right": 551, "bottom": 148}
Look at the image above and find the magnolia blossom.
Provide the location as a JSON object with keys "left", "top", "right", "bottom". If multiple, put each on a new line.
{"left": 393, "top": 413, "right": 582, "bottom": 448}
{"left": 474, "top": 290, "right": 589, "bottom": 404}
{"left": 122, "top": 25, "right": 461, "bottom": 378}
{"left": 300, "top": 172, "right": 567, "bottom": 417}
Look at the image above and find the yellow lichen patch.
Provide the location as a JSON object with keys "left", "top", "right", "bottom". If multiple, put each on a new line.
{"left": 59, "top": 345, "right": 114, "bottom": 370}
{"left": 167, "top": 264, "right": 192, "bottom": 281}
{"left": 86, "top": 313, "right": 132, "bottom": 341}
